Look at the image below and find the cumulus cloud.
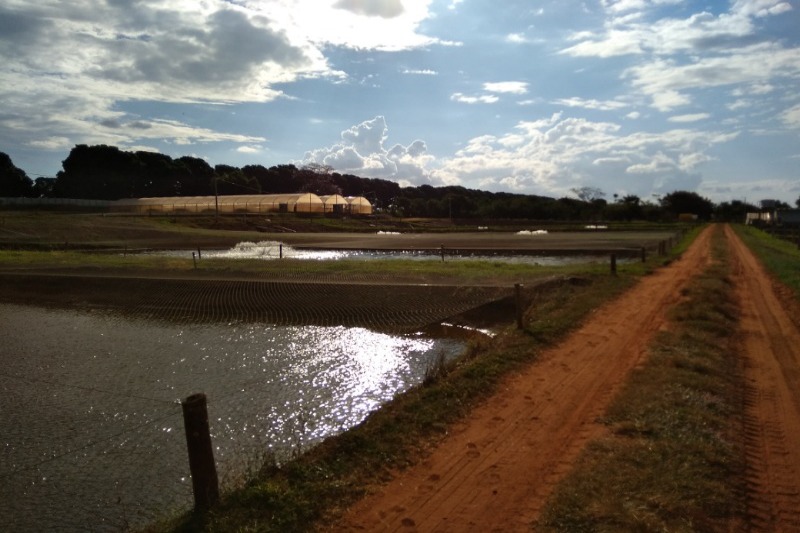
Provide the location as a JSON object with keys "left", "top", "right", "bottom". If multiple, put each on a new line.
{"left": 302, "top": 116, "right": 434, "bottom": 184}
{"left": 429, "top": 113, "right": 735, "bottom": 198}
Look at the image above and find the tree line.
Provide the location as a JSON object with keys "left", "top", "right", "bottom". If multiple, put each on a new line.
{"left": 1, "top": 145, "right": 791, "bottom": 222}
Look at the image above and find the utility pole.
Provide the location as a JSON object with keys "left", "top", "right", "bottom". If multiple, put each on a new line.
{"left": 214, "top": 178, "right": 219, "bottom": 220}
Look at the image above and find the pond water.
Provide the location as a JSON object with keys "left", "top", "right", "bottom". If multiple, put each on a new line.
{"left": 146, "top": 240, "right": 628, "bottom": 266}
{"left": 0, "top": 303, "right": 464, "bottom": 532}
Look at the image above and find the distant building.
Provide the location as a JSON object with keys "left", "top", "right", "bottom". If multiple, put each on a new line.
{"left": 746, "top": 208, "right": 800, "bottom": 227}
{"left": 777, "top": 209, "right": 800, "bottom": 227}
{"left": 112, "top": 193, "right": 373, "bottom": 216}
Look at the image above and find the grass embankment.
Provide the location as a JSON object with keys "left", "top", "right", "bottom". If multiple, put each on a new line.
{"left": 733, "top": 224, "right": 800, "bottom": 297}
{"left": 148, "top": 232, "right": 700, "bottom": 532}
{"left": 538, "top": 225, "right": 745, "bottom": 531}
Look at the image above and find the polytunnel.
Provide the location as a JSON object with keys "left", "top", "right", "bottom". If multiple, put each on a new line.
{"left": 347, "top": 196, "right": 373, "bottom": 215}
{"left": 111, "top": 193, "right": 327, "bottom": 214}
{"left": 319, "top": 194, "right": 350, "bottom": 214}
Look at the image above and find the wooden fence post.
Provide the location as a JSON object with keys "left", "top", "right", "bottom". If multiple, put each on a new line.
{"left": 610, "top": 253, "right": 617, "bottom": 276}
{"left": 182, "top": 393, "right": 220, "bottom": 513}
{"left": 515, "top": 283, "right": 524, "bottom": 329}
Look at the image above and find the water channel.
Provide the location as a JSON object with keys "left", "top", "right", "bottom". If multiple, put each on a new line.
{"left": 146, "top": 239, "right": 629, "bottom": 266}
{"left": 0, "top": 303, "right": 464, "bottom": 532}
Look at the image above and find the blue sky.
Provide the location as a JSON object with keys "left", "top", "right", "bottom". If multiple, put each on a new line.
{"left": 1, "top": 0, "right": 799, "bottom": 204}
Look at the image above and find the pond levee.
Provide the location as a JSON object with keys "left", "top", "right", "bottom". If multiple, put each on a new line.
{"left": 0, "top": 272, "right": 511, "bottom": 332}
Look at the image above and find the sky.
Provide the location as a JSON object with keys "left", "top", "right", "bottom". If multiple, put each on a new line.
{"left": 1, "top": 0, "right": 799, "bottom": 205}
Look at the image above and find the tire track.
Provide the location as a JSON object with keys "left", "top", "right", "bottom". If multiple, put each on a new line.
{"left": 726, "top": 225, "right": 800, "bottom": 532}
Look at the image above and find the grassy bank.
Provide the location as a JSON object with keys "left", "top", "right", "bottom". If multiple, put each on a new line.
{"left": 146, "top": 233, "right": 700, "bottom": 532}
{"left": 538, "top": 225, "right": 745, "bottom": 531}
{"left": 733, "top": 224, "right": 800, "bottom": 296}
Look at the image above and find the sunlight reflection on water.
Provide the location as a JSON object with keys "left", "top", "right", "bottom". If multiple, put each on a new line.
{"left": 0, "top": 304, "right": 463, "bottom": 532}
{"left": 147, "top": 240, "right": 621, "bottom": 265}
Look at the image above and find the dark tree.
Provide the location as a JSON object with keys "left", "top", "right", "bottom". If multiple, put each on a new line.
{"left": 33, "top": 177, "right": 56, "bottom": 198}
{"left": 570, "top": 186, "right": 606, "bottom": 202}
{"left": 0, "top": 152, "right": 35, "bottom": 197}
{"left": 659, "top": 190, "right": 714, "bottom": 220}
{"left": 214, "top": 164, "right": 260, "bottom": 195}
{"left": 715, "top": 200, "right": 757, "bottom": 222}
{"left": 54, "top": 145, "right": 141, "bottom": 200}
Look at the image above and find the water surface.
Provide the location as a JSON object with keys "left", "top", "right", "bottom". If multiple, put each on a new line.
{"left": 0, "top": 303, "right": 462, "bottom": 532}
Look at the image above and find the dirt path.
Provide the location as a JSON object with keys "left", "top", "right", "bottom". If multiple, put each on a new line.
{"left": 726, "top": 225, "right": 800, "bottom": 531}
{"left": 327, "top": 228, "right": 715, "bottom": 532}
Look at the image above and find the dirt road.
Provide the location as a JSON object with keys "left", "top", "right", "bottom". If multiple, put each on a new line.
{"left": 329, "top": 226, "right": 800, "bottom": 532}
{"left": 329, "top": 227, "right": 711, "bottom": 532}
{"left": 727, "top": 225, "right": 800, "bottom": 531}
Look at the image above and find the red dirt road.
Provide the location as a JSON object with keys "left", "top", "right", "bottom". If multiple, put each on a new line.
{"left": 727, "top": 225, "right": 800, "bottom": 531}
{"left": 329, "top": 226, "right": 800, "bottom": 532}
{"left": 329, "top": 228, "right": 714, "bottom": 532}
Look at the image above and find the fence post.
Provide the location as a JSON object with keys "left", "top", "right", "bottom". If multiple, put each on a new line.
{"left": 181, "top": 393, "right": 220, "bottom": 513}
{"left": 197, "top": 247, "right": 202, "bottom": 260}
{"left": 610, "top": 253, "right": 617, "bottom": 276}
{"left": 279, "top": 243, "right": 283, "bottom": 259}
{"left": 192, "top": 252, "right": 197, "bottom": 269}
{"left": 515, "top": 283, "right": 524, "bottom": 329}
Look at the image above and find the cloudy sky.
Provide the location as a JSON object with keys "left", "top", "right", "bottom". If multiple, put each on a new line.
{"left": 1, "top": 0, "right": 799, "bottom": 203}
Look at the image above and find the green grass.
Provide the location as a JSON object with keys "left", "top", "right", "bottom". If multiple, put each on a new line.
{"left": 733, "top": 224, "right": 800, "bottom": 297}
{"left": 537, "top": 225, "right": 744, "bottom": 532}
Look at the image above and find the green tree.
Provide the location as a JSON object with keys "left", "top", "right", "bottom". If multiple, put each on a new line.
{"left": 0, "top": 152, "right": 34, "bottom": 197}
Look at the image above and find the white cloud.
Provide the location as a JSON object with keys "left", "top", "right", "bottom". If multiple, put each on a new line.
{"left": 237, "top": 145, "right": 264, "bottom": 154}
{"left": 553, "top": 97, "right": 628, "bottom": 111}
{"left": 428, "top": 113, "right": 736, "bottom": 198}
{"left": 783, "top": 103, "right": 800, "bottom": 128}
{"left": 560, "top": 30, "right": 643, "bottom": 57}
{"left": 333, "top": 0, "right": 405, "bottom": 18}
{"left": 450, "top": 93, "right": 500, "bottom": 104}
{"left": 483, "top": 81, "right": 529, "bottom": 94}
{"left": 733, "top": 0, "right": 792, "bottom": 18}
{"left": 261, "top": 0, "right": 447, "bottom": 51}
{"left": 302, "top": 116, "right": 434, "bottom": 183}
{"left": 0, "top": 0, "right": 446, "bottom": 155}
{"left": 625, "top": 44, "right": 800, "bottom": 111}
{"left": 402, "top": 68, "right": 438, "bottom": 75}
{"left": 506, "top": 33, "right": 528, "bottom": 44}
{"left": 668, "top": 113, "right": 710, "bottom": 123}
